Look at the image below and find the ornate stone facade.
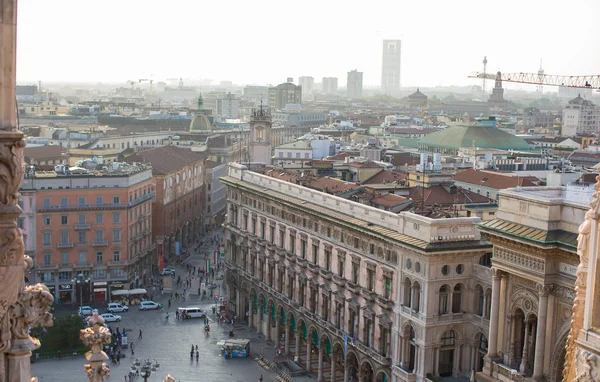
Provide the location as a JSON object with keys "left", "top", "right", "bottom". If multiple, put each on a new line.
{"left": 222, "top": 163, "right": 492, "bottom": 382}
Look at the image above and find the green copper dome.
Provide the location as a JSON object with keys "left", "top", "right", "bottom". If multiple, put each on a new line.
{"left": 419, "top": 124, "right": 530, "bottom": 150}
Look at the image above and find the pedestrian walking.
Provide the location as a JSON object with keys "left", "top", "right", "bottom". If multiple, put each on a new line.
{"left": 131, "top": 347, "right": 134, "bottom": 356}
{"left": 168, "top": 299, "right": 171, "bottom": 308}
{"left": 259, "top": 374, "right": 263, "bottom": 382}
{"left": 138, "top": 329, "right": 142, "bottom": 339}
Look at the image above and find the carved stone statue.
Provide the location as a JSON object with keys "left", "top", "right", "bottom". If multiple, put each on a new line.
{"left": 564, "top": 176, "right": 600, "bottom": 381}
{"left": 80, "top": 313, "right": 111, "bottom": 382}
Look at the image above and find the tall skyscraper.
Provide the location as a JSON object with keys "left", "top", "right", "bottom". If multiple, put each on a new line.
{"left": 347, "top": 70, "right": 363, "bottom": 99}
{"left": 322, "top": 77, "right": 338, "bottom": 95}
{"left": 381, "top": 39, "right": 401, "bottom": 96}
{"left": 298, "top": 76, "right": 314, "bottom": 100}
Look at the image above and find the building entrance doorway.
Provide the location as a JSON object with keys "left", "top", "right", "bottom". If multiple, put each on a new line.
{"left": 438, "top": 330, "right": 456, "bottom": 377}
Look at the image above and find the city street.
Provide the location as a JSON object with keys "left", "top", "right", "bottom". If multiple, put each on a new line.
{"left": 33, "top": 231, "right": 280, "bottom": 382}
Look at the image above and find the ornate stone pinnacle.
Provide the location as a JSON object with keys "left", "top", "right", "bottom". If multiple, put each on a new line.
{"left": 163, "top": 375, "right": 176, "bottom": 382}
{"left": 80, "top": 312, "right": 111, "bottom": 381}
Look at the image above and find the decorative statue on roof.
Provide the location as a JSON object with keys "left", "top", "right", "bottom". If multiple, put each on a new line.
{"left": 197, "top": 94, "right": 204, "bottom": 111}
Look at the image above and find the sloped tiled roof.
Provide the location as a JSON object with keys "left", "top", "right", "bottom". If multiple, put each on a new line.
{"left": 361, "top": 170, "right": 407, "bottom": 185}
{"left": 409, "top": 185, "right": 494, "bottom": 205}
{"left": 371, "top": 193, "right": 409, "bottom": 207}
{"left": 24, "top": 145, "right": 66, "bottom": 160}
{"left": 123, "top": 146, "right": 207, "bottom": 175}
{"left": 453, "top": 169, "right": 539, "bottom": 190}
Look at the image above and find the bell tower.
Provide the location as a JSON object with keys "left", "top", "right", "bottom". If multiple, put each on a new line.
{"left": 248, "top": 101, "right": 272, "bottom": 164}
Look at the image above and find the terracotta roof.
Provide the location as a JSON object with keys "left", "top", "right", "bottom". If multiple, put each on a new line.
{"left": 327, "top": 152, "right": 352, "bottom": 161}
{"left": 204, "top": 160, "right": 224, "bottom": 169}
{"left": 453, "top": 169, "right": 538, "bottom": 189}
{"left": 409, "top": 185, "right": 494, "bottom": 206}
{"left": 383, "top": 152, "right": 420, "bottom": 167}
{"left": 123, "top": 145, "right": 207, "bottom": 175}
{"left": 371, "top": 193, "right": 408, "bottom": 207}
{"left": 361, "top": 170, "right": 407, "bottom": 185}
{"left": 579, "top": 173, "right": 599, "bottom": 183}
{"left": 347, "top": 160, "right": 384, "bottom": 169}
{"left": 307, "top": 177, "right": 361, "bottom": 195}
{"left": 24, "top": 145, "right": 66, "bottom": 160}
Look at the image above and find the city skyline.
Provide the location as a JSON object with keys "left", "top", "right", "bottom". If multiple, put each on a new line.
{"left": 17, "top": 0, "right": 600, "bottom": 88}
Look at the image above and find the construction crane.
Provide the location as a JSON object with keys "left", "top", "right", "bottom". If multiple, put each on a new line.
{"left": 469, "top": 71, "right": 600, "bottom": 89}
{"left": 127, "top": 80, "right": 136, "bottom": 95}
{"left": 138, "top": 78, "right": 154, "bottom": 106}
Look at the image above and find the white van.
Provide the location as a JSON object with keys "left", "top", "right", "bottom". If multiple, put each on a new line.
{"left": 178, "top": 307, "right": 206, "bottom": 319}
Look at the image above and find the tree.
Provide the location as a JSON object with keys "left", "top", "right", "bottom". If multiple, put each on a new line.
{"left": 31, "top": 314, "right": 85, "bottom": 354}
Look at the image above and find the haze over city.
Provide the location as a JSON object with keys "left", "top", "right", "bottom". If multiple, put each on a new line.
{"left": 17, "top": 0, "right": 600, "bottom": 87}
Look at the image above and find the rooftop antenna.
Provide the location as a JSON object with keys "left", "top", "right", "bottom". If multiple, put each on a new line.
{"left": 482, "top": 56, "right": 488, "bottom": 99}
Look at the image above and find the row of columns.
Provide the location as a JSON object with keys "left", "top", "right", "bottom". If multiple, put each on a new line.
{"left": 485, "top": 268, "right": 552, "bottom": 381}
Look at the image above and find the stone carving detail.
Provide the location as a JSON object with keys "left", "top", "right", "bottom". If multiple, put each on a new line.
{"left": 163, "top": 376, "right": 176, "bottom": 382}
{"left": 574, "top": 350, "right": 599, "bottom": 382}
{"left": 494, "top": 247, "right": 545, "bottom": 272}
{"left": 554, "top": 285, "right": 576, "bottom": 302}
{"left": 80, "top": 313, "right": 112, "bottom": 382}
{"left": 564, "top": 175, "right": 600, "bottom": 381}
{"left": 512, "top": 275, "right": 537, "bottom": 290}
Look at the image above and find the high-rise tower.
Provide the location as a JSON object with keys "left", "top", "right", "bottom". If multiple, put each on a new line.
{"left": 248, "top": 102, "right": 272, "bottom": 164}
{"left": 482, "top": 56, "right": 488, "bottom": 99}
{"left": 537, "top": 59, "right": 544, "bottom": 99}
{"left": 347, "top": 69, "right": 364, "bottom": 99}
{"left": 381, "top": 39, "right": 401, "bottom": 96}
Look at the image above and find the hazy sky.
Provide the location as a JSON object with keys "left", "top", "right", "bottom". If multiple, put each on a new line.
{"left": 16, "top": 0, "right": 600, "bottom": 89}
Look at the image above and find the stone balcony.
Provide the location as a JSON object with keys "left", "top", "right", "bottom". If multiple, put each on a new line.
{"left": 346, "top": 281, "right": 362, "bottom": 294}
{"left": 38, "top": 263, "right": 59, "bottom": 270}
{"left": 392, "top": 365, "right": 417, "bottom": 382}
{"left": 296, "top": 257, "right": 307, "bottom": 268}
{"left": 57, "top": 242, "right": 74, "bottom": 249}
{"left": 74, "top": 262, "right": 94, "bottom": 269}
{"left": 92, "top": 241, "right": 109, "bottom": 247}
{"left": 319, "top": 268, "right": 332, "bottom": 280}
{"left": 332, "top": 274, "right": 346, "bottom": 287}
{"left": 377, "top": 295, "right": 394, "bottom": 310}
{"left": 74, "top": 223, "right": 90, "bottom": 230}
{"left": 361, "top": 288, "right": 377, "bottom": 302}
{"left": 307, "top": 261, "right": 319, "bottom": 272}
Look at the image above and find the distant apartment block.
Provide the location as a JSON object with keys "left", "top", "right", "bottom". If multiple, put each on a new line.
{"left": 347, "top": 70, "right": 363, "bottom": 99}
{"left": 562, "top": 95, "right": 600, "bottom": 136}
{"left": 322, "top": 77, "right": 338, "bottom": 95}
{"left": 298, "top": 76, "right": 314, "bottom": 100}
{"left": 381, "top": 39, "right": 401, "bottom": 96}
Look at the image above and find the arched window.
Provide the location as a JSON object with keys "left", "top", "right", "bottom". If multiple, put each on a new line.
{"left": 452, "top": 284, "right": 463, "bottom": 313}
{"left": 412, "top": 282, "right": 421, "bottom": 312}
{"left": 475, "top": 285, "right": 484, "bottom": 316}
{"left": 484, "top": 288, "right": 492, "bottom": 318}
{"left": 404, "top": 278, "right": 412, "bottom": 307}
{"left": 477, "top": 333, "right": 488, "bottom": 371}
{"left": 441, "top": 330, "right": 456, "bottom": 347}
{"left": 439, "top": 285, "right": 449, "bottom": 315}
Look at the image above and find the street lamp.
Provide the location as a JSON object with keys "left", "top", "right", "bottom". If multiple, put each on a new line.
{"left": 136, "top": 359, "right": 159, "bottom": 382}
{"left": 71, "top": 273, "right": 90, "bottom": 307}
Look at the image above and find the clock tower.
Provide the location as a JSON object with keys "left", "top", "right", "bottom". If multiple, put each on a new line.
{"left": 248, "top": 102, "right": 272, "bottom": 164}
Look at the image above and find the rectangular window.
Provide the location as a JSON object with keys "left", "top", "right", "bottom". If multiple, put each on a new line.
{"left": 96, "top": 196, "right": 103, "bottom": 207}
{"left": 113, "top": 213, "right": 120, "bottom": 223}
{"left": 61, "top": 215, "right": 68, "bottom": 225}
{"left": 113, "top": 251, "right": 120, "bottom": 262}
{"left": 369, "top": 243, "right": 375, "bottom": 255}
{"left": 260, "top": 222, "right": 265, "bottom": 240}
{"left": 43, "top": 253, "right": 52, "bottom": 265}
{"left": 78, "top": 197, "right": 85, "bottom": 206}
{"left": 113, "top": 196, "right": 120, "bottom": 205}
{"left": 59, "top": 271, "right": 72, "bottom": 280}
{"left": 338, "top": 257, "right": 344, "bottom": 277}
{"left": 367, "top": 269, "right": 375, "bottom": 291}
{"left": 78, "top": 253, "right": 86, "bottom": 264}
{"left": 314, "top": 222, "right": 318, "bottom": 232}
{"left": 78, "top": 231, "right": 86, "bottom": 245}
{"left": 295, "top": 152, "right": 300, "bottom": 159}
{"left": 354, "top": 238, "right": 359, "bottom": 249}
{"left": 385, "top": 276, "right": 392, "bottom": 298}
{"left": 270, "top": 226, "right": 275, "bottom": 243}
{"left": 352, "top": 262, "right": 360, "bottom": 284}
{"left": 43, "top": 198, "right": 50, "bottom": 208}
{"left": 279, "top": 152, "right": 283, "bottom": 158}
{"left": 327, "top": 227, "right": 331, "bottom": 237}
{"left": 301, "top": 240, "right": 307, "bottom": 259}
{"left": 60, "top": 231, "right": 69, "bottom": 243}
{"left": 289, "top": 234, "right": 295, "bottom": 254}
{"left": 95, "top": 230, "right": 104, "bottom": 241}
{"left": 43, "top": 215, "right": 50, "bottom": 225}
{"left": 96, "top": 213, "right": 103, "bottom": 224}
{"left": 279, "top": 230, "right": 285, "bottom": 248}
{"left": 113, "top": 229, "right": 121, "bottom": 243}
{"left": 94, "top": 269, "right": 106, "bottom": 279}
{"left": 96, "top": 252, "right": 103, "bottom": 263}
{"left": 60, "top": 197, "right": 67, "bottom": 207}
{"left": 17, "top": 218, "right": 24, "bottom": 229}
{"left": 78, "top": 214, "right": 86, "bottom": 224}
{"left": 325, "top": 250, "right": 331, "bottom": 271}
{"left": 312, "top": 244, "right": 318, "bottom": 264}
{"left": 43, "top": 232, "right": 51, "bottom": 246}
{"left": 61, "top": 253, "right": 68, "bottom": 266}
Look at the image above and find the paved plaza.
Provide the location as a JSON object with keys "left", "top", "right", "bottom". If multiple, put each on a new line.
{"left": 33, "top": 231, "right": 282, "bottom": 382}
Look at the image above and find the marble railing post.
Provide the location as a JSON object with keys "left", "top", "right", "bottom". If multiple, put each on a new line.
{"left": 81, "top": 313, "right": 112, "bottom": 382}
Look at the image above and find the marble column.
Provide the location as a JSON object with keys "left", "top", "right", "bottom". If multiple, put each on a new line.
{"left": 306, "top": 337, "right": 312, "bottom": 372}
{"left": 330, "top": 353, "right": 337, "bottom": 382}
{"left": 519, "top": 321, "right": 530, "bottom": 373}
{"left": 284, "top": 324, "right": 290, "bottom": 354}
{"left": 273, "top": 315, "right": 280, "bottom": 349}
{"left": 294, "top": 331, "right": 301, "bottom": 362}
{"left": 434, "top": 347, "right": 440, "bottom": 375}
{"left": 343, "top": 362, "right": 349, "bottom": 382}
{"left": 235, "top": 289, "right": 241, "bottom": 318}
{"left": 317, "top": 344, "right": 324, "bottom": 381}
{"left": 532, "top": 285, "right": 551, "bottom": 380}
{"left": 486, "top": 269, "right": 502, "bottom": 358}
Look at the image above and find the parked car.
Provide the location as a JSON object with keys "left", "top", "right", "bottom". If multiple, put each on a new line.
{"left": 78, "top": 306, "right": 99, "bottom": 316}
{"left": 140, "top": 301, "right": 162, "bottom": 310}
{"left": 177, "top": 307, "right": 206, "bottom": 319}
{"left": 160, "top": 267, "right": 176, "bottom": 276}
{"left": 107, "top": 303, "right": 129, "bottom": 313}
{"left": 100, "top": 313, "right": 122, "bottom": 322}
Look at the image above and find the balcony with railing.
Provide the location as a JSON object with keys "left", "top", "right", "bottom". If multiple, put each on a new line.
{"left": 75, "top": 224, "right": 91, "bottom": 230}
{"left": 92, "top": 241, "right": 109, "bottom": 247}
{"left": 37, "top": 191, "right": 156, "bottom": 212}
{"left": 38, "top": 263, "right": 58, "bottom": 270}
{"left": 392, "top": 365, "right": 417, "bottom": 382}
{"left": 57, "top": 242, "right": 74, "bottom": 248}
{"left": 74, "top": 262, "right": 94, "bottom": 269}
